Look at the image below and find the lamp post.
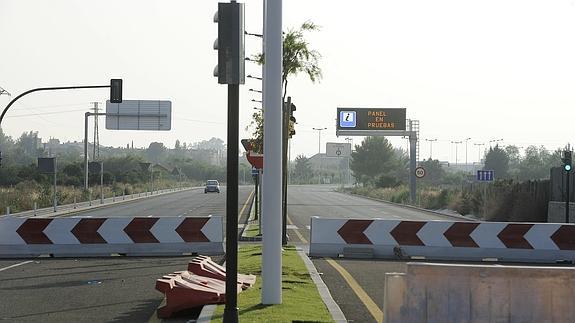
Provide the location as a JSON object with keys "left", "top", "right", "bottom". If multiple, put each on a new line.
{"left": 249, "top": 88, "right": 263, "bottom": 94}
{"left": 489, "top": 138, "right": 503, "bottom": 148}
{"left": 451, "top": 140, "right": 462, "bottom": 164}
{"left": 247, "top": 74, "right": 263, "bottom": 81}
{"left": 465, "top": 137, "right": 471, "bottom": 164}
{"left": 345, "top": 137, "right": 353, "bottom": 185}
{"left": 313, "top": 127, "right": 327, "bottom": 184}
{"left": 425, "top": 139, "right": 437, "bottom": 159}
{"left": 474, "top": 143, "right": 485, "bottom": 163}
{"left": 313, "top": 127, "right": 327, "bottom": 155}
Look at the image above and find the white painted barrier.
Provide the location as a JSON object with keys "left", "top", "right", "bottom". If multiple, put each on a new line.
{"left": 0, "top": 216, "right": 223, "bottom": 258}
{"left": 310, "top": 217, "right": 575, "bottom": 263}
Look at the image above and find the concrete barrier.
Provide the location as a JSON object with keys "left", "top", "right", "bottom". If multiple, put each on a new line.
{"left": 0, "top": 216, "right": 223, "bottom": 257}
{"left": 309, "top": 217, "right": 575, "bottom": 263}
{"left": 384, "top": 262, "right": 575, "bottom": 323}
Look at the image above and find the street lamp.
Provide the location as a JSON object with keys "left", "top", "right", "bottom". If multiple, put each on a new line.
{"left": 425, "top": 139, "right": 437, "bottom": 159}
{"left": 451, "top": 140, "right": 462, "bottom": 164}
{"left": 313, "top": 127, "right": 327, "bottom": 185}
{"left": 247, "top": 74, "right": 263, "bottom": 81}
{"left": 251, "top": 99, "right": 262, "bottom": 104}
{"left": 313, "top": 127, "right": 327, "bottom": 154}
{"left": 489, "top": 138, "right": 503, "bottom": 148}
{"left": 465, "top": 137, "right": 471, "bottom": 164}
{"left": 249, "top": 88, "right": 263, "bottom": 94}
{"left": 474, "top": 143, "right": 485, "bottom": 163}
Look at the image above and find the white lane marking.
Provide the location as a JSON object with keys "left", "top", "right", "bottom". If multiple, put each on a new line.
{"left": 287, "top": 224, "right": 298, "bottom": 230}
{"left": 0, "top": 260, "right": 34, "bottom": 272}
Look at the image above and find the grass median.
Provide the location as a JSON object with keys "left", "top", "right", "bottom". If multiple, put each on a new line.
{"left": 211, "top": 245, "right": 333, "bottom": 323}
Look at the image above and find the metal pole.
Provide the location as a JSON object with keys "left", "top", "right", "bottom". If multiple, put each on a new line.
{"left": 282, "top": 97, "right": 290, "bottom": 245}
{"left": 84, "top": 112, "right": 89, "bottom": 190}
{"left": 566, "top": 170, "right": 570, "bottom": 223}
{"left": 53, "top": 159, "right": 57, "bottom": 212}
{"left": 100, "top": 162, "right": 104, "bottom": 204}
{"left": 262, "top": 0, "right": 282, "bottom": 305}
{"left": 223, "top": 84, "right": 240, "bottom": 322}
{"left": 409, "top": 132, "right": 417, "bottom": 204}
{"left": 255, "top": 173, "right": 259, "bottom": 220}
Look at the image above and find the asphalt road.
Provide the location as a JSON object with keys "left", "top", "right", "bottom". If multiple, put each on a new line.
{"left": 0, "top": 185, "right": 253, "bottom": 323}
{"left": 285, "top": 185, "right": 465, "bottom": 323}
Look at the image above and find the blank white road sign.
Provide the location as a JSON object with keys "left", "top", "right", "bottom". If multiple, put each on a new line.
{"left": 326, "top": 142, "right": 352, "bottom": 157}
{"left": 106, "top": 100, "right": 171, "bottom": 131}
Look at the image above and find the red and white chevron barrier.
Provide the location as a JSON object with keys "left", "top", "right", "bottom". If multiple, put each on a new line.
{"left": 309, "top": 217, "right": 575, "bottom": 263}
{"left": 0, "top": 216, "right": 223, "bottom": 258}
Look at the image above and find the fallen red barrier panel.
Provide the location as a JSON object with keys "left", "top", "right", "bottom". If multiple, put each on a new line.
{"left": 155, "top": 256, "right": 256, "bottom": 318}
{"left": 187, "top": 255, "right": 256, "bottom": 289}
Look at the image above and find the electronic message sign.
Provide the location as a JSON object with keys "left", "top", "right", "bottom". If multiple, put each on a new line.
{"left": 337, "top": 108, "right": 406, "bottom": 131}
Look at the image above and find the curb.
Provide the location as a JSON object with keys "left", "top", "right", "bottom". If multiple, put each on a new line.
{"left": 297, "top": 246, "right": 347, "bottom": 323}
{"left": 239, "top": 195, "right": 262, "bottom": 242}
{"left": 340, "top": 190, "right": 478, "bottom": 222}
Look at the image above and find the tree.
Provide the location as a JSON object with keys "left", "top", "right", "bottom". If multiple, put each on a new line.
{"left": 147, "top": 142, "right": 166, "bottom": 164}
{"left": 350, "top": 136, "right": 406, "bottom": 186}
{"left": 418, "top": 158, "right": 446, "bottom": 185}
{"left": 293, "top": 155, "right": 313, "bottom": 183}
{"left": 517, "top": 145, "right": 560, "bottom": 180}
{"left": 484, "top": 145, "right": 509, "bottom": 179}
{"left": 248, "top": 21, "right": 323, "bottom": 152}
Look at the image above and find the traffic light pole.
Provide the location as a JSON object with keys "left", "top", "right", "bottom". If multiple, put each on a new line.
{"left": 566, "top": 170, "right": 570, "bottom": 223}
{"left": 223, "top": 84, "right": 240, "bottom": 323}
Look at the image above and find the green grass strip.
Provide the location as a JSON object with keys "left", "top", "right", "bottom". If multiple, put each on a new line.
{"left": 211, "top": 245, "right": 334, "bottom": 323}
{"left": 243, "top": 224, "right": 261, "bottom": 238}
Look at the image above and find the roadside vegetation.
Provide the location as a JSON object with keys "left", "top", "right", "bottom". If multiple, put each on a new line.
{"left": 342, "top": 136, "right": 560, "bottom": 222}
{"left": 0, "top": 130, "right": 255, "bottom": 213}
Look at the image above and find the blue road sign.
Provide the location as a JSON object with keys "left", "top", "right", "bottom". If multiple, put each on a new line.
{"left": 339, "top": 111, "right": 356, "bottom": 128}
{"left": 251, "top": 167, "right": 259, "bottom": 176}
{"left": 477, "top": 170, "right": 494, "bottom": 181}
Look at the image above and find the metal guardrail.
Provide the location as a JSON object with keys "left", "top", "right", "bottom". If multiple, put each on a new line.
{"left": 2, "top": 186, "right": 197, "bottom": 218}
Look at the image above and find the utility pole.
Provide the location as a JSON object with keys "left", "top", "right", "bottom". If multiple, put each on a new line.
{"left": 91, "top": 102, "right": 100, "bottom": 161}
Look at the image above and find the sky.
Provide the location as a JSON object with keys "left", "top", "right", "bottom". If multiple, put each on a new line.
{"left": 1, "top": 0, "right": 575, "bottom": 164}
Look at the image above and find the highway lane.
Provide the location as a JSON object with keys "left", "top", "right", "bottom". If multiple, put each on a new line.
{"left": 0, "top": 185, "right": 253, "bottom": 323}
{"left": 286, "top": 185, "right": 465, "bottom": 323}
{"left": 55, "top": 185, "right": 251, "bottom": 219}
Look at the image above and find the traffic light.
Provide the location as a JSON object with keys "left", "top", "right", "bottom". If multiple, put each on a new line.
{"left": 288, "top": 103, "right": 296, "bottom": 138}
{"left": 213, "top": 2, "right": 245, "bottom": 85}
{"left": 110, "top": 79, "right": 123, "bottom": 103}
{"left": 563, "top": 150, "right": 572, "bottom": 172}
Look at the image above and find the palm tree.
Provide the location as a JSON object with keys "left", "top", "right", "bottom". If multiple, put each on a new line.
{"left": 249, "top": 21, "right": 322, "bottom": 151}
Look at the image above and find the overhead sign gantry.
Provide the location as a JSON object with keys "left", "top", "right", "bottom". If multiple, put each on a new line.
{"left": 335, "top": 107, "right": 419, "bottom": 203}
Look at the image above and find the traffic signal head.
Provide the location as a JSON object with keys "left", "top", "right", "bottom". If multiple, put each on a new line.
{"left": 563, "top": 150, "right": 572, "bottom": 172}
{"left": 110, "top": 79, "right": 123, "bottom": 103}
{"left": 214, "top": 2, "right": 245, "bottom": 85}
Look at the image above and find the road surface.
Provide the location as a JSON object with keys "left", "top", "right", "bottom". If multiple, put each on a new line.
{"left": 0, "top": 185, "right": 253, "bottom": 323}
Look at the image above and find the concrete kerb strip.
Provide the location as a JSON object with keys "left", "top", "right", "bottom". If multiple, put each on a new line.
{"left": 342, "top": 189, "right": 477, "bottom": 222}
{"left": 239, "top": 193, "right": 261, "bottom": 242}
{"left": 297, "top": 245, "right": 347, "bottom": 323}
{"left": 12, "top": 186, "right": 200, "bottom": 219}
